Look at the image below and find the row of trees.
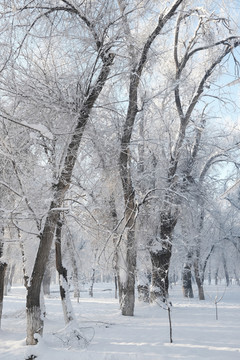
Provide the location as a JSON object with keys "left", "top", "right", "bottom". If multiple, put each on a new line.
{"left": 0, "top": 0, "right": 240, "bottom": 346}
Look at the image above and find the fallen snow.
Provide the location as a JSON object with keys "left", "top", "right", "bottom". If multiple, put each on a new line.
{"left": 21, "top": 121, "right": 54, "bottom": 140}
{"left": 1, "top": 283, "right": 240, "bottom": 359}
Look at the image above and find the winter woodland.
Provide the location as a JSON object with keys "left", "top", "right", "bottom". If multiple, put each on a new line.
{"left": 0, "top": 0, "right": 240, "bottom": 358}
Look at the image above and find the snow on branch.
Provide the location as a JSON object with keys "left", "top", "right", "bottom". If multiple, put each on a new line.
{"left": 21, "top": 121, "right": 54, "bottom": 140}
{"left": 1, "top": 113, "right": 54, "bottom": 140}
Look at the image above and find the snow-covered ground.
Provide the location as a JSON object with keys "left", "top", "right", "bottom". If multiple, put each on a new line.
{"left": 1, "top": 283, "right": 240, "bottom": 359}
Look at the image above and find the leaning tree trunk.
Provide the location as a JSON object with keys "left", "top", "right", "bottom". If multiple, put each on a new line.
{"left": 25, "top": 49, "right": 114, "bottom": 345}
{"left": 55, "top": 218, "right": 75, "bottom": 324}
{"left": 26, "top": 203, "right": 60, "bottom": 345}
{"left": 0, "top": 262, "right": 7, "bottom": 329}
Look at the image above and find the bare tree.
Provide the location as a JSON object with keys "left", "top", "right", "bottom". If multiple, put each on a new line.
{"left": 147, "top": 5, "right": 240, "bottom": 302}
{"left": 116, "top": 0, "right": 184, "bottom": 316}
{"left": 1, "top": 1, "right": 116, "bottom": 344}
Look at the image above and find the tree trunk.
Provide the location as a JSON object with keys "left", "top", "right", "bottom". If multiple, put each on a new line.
{"left": 89, "top": 268, "right": 95, "bottom": 298}
{"left": 194, "top": 260, "right": 205, "bottom": 300}
{"left": 137, "top": 267, "right": 151, "bottom": 303}
{"left": 66, "top": 233, "right": 80, "bottom": 301}
{"left": 222, "top": 253, "right": 229, "bottom": 286}
{"left": 0, "top": 262, "right": 7, "bottom": 328}
{"left": 215, "top": 268, "right": 219, "bottom": 285}
{"left": 55, "top": 218, "right": 75, "bottom": 325}
{"left": 4, "top": 263, "right": 16, "bottom": 295}
{"left": 149, "top": 213, "right": 176, "bottom": 302}
{"left": 208, "top": 269, "right": 211, "bottom": 285}
{"left": 117, "top": 184, "right": 137, "bottom": 316}
{"left": 110, "top": 194, "right": 120, "bottom": 301}
{"left": 9, "top": 264, "right": 15, "bottom": 291}
{"left": 150, "top": 247, "right": 172, "bottom": 302}
{"left": 4, "top": 264, "right": 10, "bottom": 296}
{"left": 26, "top": 203, "right": 59, "bottom": 345}
{"left": 114, "top": 274, "right": 118, "bottom": 299}
{"left": 118, "top": 227, "right": 136, "bottom": 316}
{"left": 234, "top": 270, "right": 240, "bottom": 286}
{"left": 182, "top": 263, "right": 194, "bottom": 298}
{"left": 19, "top": 236, "right": 29, "bottom": 288}
{"left": 137, "top": 284, "right": 150, "bottom": 303}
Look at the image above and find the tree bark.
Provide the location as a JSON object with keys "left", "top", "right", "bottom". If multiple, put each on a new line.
{"left": 19, "top": 236, "right": 29, "bottom": 288}
{"left": 89, "top": 268, "right": 95, "bottom": 298}
{"left": 150, "top": 247, "right": 172, "bottom": 302}
{"left": 150, "top": 213, "right": 177, "bottom": 302}
{"left": 194, "top": 260, "right": 205, "bottom": 300}
{"left": 118, "top": 222, "right": 137, "bottom": 316}
{"left": 182, "top": 263, "right": 194, "bottom": 298}
{"left": 66, "top": 232, "right": 80, "bottom": 301}
{"left": 55, "top": 218, "right": 75, "bottom": 324}
{"left": 137, "top": 269, "right": 151, "bottom": 303}
{"left": 137, "top": 284, "right": 150, "bottom": 302}
{"left": 110, "top": 194, "right": 120, "bottom": 300}
{"left": 26, "top": 204, "right": 59, "bottom": 345}
{"left": 215, "top": 268, "right": 219, "bottom": 285}
{"left": 0, "top": 262, "right": 7, "bottom": 328}
{"left": 222, "top": 253, "right": 229, "bottom": 286}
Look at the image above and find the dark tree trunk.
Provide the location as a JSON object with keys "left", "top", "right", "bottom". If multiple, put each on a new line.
{"left": 0, "top": 262, "right": 7, "bottom": 328}
{"left": 215, "top": 268, "right": 219, "bottom": 285}
{"left": 4, "top": 264, "right": 10, "bottom": 296}
{"left": 234, "top": 270, "right": 240, "bottom": 286}
{"left": 19, "top": 236, "right": 29, "bottom": 289}
{"left": 194, "top": 260, "right": 205, "bottom": 300}
{"left": 150, "top": 213, "right": 177, "bottom": 302}
{"left": 114, "top": 274, "right": 118, "bottom": 299}
{"left": 109, "top": 194, "right": 120, "bottom": 300}
{"left": 26, "top": 204, "right": 59, "bottom": 345}
{"left": 150, "top": 247, "right": 172, "bottom": 302}
{"left": 55, "top": 218, "right": 74, "bottom": 324}
{"left": 222, "top": 254, "right": 229, "bottom": 286}
{"left": 137, "top": 284, "right": 150, "bottom": 302}
{"left": 208, "top": 269, "right": 211, "bottom": 285}
{"left": 182, "top": 263, "right": 194, "bottom": 298}
{"left": 4, "top": 264, "right": 16, "bottom": 295}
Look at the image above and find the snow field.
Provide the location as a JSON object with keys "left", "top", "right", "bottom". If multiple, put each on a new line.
{"left": 0, "top": 283, "right": 240, "bottom": 360}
